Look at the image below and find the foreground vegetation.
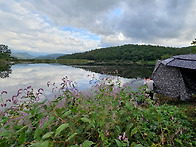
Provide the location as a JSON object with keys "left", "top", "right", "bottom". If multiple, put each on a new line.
{"left": 0, "top": 74, "right": 195, "bottom": 146}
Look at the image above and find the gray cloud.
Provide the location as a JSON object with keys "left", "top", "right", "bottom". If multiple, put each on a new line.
{"left": 0, "top": 0, "right": 196, "bottom": 54}
{"left": 119, "top": 0, "right": 195, "bottom": 41}
{"left": 29, "top": 0, "right": 196, "bottom": 46}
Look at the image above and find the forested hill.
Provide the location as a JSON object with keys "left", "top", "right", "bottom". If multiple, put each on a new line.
{"left": 58, "top": 44, "right": 196, "bottom": 62}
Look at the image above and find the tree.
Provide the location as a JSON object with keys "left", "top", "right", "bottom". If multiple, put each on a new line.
{"left": 0, "top": 44, "right": 11, "bottom": 60}
{"left": 191, "top": 38, "right": 196, "bottom": 46}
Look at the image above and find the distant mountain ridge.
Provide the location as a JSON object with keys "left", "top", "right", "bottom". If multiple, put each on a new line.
{"left": 36, "top": 53, "right": 64, "bottom": 59}
{"left": 11, "top": 52, "right": 64, "bottom": 59}
{"left": 11, "top": 52, "right": 35, "bottom": 59}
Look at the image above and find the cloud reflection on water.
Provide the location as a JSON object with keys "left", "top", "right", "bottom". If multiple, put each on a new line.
{"left": 0, "top": 63, "right": 144, "bottom": 108}
{"left": 0, "top": 64, "right": 137, "bottom": 98}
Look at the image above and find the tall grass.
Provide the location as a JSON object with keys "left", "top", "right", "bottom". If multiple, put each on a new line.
{"left": 0, "top": 73, "right": 195, "bottom": 146}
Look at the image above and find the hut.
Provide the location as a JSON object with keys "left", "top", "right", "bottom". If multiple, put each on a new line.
{"left": 151, "top": 54, "right": 196, "bottom": 101}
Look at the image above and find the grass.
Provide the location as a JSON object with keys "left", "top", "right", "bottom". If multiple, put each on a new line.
{"left": 155, "top": 93, "right": 196, "bottom": 133}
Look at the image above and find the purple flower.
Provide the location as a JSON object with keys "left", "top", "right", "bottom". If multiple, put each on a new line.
{"left": 113, "top": 112, "right": 115, "bottom": 122}
{"left": 27, "top": 86, "right": 31, "bottom": 89}
{"left": 133, "top": 101, "right": 138, "bottom": 108}
{"left": 39, "top": 122, "right": 43, "bottom": 129}
{"left": 118, "top": 135, "right": 122, "bottom": 140}
{"left": 38, "top": 88, "right": 44, "bottom": 93}
{"left": 6, "top": 99, "right": 11, "bottom": 102}
{"left": 13, "top": 99, "right": 18, "bottom": 104}
{"left": 118, "top": 100, "right": 121, "bottom": 106}
{"left": 12, "top": 95, "right": 17, "bottom": 100}
{"left": 17, "top": 89, "right": 23, "bottom": 95}
{"left": 1, "top": 91, "right": 7, "bottom": 94}
{"left": 45, "top": 115, "right": 49, "bottom": 121}
{"left": 47, "top": 81, "right": 50, "bottom": 87}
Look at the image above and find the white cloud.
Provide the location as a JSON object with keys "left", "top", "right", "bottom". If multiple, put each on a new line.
{"left": 0, "top": 0, "right": 100, "bottom": 54}
{"left": 0, "top": 0, "right": 196, "bottom": 55}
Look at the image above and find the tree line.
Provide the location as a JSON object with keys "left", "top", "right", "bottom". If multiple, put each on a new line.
{"left": 58, "top": 44, "right": 196, "bottom": 62}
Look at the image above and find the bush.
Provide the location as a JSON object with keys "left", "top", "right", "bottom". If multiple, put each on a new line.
{"left": 0, "top": 74, "right": 195, "bottom": 146}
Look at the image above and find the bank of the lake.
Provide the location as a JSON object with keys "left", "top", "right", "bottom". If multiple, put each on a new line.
{"left": 11, "top": 58, "right": 157, "bottom": 66}
{"left": 0, "top": 71, "right": 195, "bottom": 146}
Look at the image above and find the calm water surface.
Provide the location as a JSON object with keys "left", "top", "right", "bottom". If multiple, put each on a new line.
{"left": 0, "top": 63, "right": 154, "bottom": 104}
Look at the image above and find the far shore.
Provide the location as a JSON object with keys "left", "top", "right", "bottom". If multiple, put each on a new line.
{"left": 7, "top": 58, "right": 157, "bottom": 66}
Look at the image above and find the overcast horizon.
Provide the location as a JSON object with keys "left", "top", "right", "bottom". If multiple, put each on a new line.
{"left": 0, "top": 0, "right": 196, "bottom": 55}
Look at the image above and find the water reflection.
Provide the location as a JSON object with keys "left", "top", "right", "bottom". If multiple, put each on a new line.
{"left": 73, "top": 65, "right": 154, "bottom": 78}
{"left": 0, "top": 63, "right": 154, "bottom": 106}
{"left": 0, "top": 64, "right": 12, "bottom": 78}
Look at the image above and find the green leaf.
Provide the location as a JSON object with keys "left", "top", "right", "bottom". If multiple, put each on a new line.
{"left": 63, "top": 110, "right": 72, "bottom": 117}
{"left": 131, "top": 127, "right": 138, "bottom": 136}
{"left": 42, "top": 132, "right": 54, "bottom": 140}
{"left": 66, "top": 133, "right": 77, "bottom": 142}
{"left": 175, "top": 138, "right": 183, "bottom": 145}
{"left": 14, "top": 125, "right": 28, "bottom": 134}
{"left": 134, "top": 144, "right": 143, "bottom": 147}
{"left": 18, "top": 132, "right": 26, "bottom": 145}
{"left": 42, "top": 116, "right": 55, "bottom": 130}
{"left": 39, "top": 141, "right": 49, "bottom": 147}
{"left": 55, "top": 123, "right": 69, "bottom": 137}
{"left": 82, "top": 140, "right": 94, "bottom": 147}
{"left": 114, "top": 139, "right": 122, "bottom": 147}
{"left": 126, "top": 123, "right": 133, "bottom": 131}
{"left": 0, "top": 131, "right": 10, "bottom": 137}
{"left": 81, "top": 117, "right": 91, "bottom": 123}
{"left": 130, "top": 142, "right": 136, "bottom": 147}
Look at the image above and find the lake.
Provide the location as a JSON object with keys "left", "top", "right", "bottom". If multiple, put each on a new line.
{"left": 0, "top": 63, "right": 154, "bottom": 107}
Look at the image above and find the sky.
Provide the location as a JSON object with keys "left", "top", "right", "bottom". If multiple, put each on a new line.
{"left": 0, "top": 0, "right": 196, "bottom": 55}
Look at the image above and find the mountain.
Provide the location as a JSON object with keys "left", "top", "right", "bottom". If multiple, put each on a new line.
{"left": 11, "top": 52, "right": 35, "bottom": 59}
{"left": 11, "top": 52, "right": 65, "bottom": 59}
{"left": 36, "top": 53, "right": 64, "bottom": 59}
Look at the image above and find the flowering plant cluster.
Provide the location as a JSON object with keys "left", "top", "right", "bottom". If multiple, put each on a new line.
{"left": 0, "top": 73, "right": 195, "bottom": 146}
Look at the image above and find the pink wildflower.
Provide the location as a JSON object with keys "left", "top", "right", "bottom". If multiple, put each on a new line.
{"left": 113, "top": 112, "right": 115, "bottom": 122}
{"left": 123, "top": 132, "right": 126, "bottom": 139}
{"left": 1, "top": 91, "right": 7, "bottom": 94}
{"left": 47, "top": 81, "right": 50, "bottom": 87}
{"left": 45, "top": 115, "right": 49, "bottom": 121}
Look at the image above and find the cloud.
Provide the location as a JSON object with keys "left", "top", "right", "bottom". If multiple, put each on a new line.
{"left": 0, "top": 0, "right": 100, "bottom": 54}
{"left": 0, "top": 0, "right": 196, "bottom": 54}
{"left": 118, "top": 0, "right": 196, "bottom": 43}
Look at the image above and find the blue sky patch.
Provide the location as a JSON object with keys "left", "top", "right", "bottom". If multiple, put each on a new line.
{"left": 61, "top": 26, "right": 100, "bottom": 41}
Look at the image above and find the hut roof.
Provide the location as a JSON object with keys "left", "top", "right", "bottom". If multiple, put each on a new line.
{"left": 161, "top": 54, "right": 196, "bottom": 69}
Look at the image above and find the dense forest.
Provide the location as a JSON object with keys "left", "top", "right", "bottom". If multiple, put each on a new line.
{"left": 58, "top": 44, "right": 196, "bottom": 62}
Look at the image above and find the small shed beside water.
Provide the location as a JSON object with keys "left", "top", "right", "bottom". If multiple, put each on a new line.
{"left": 152, "top": 54, "right": 196, "bottom": 101}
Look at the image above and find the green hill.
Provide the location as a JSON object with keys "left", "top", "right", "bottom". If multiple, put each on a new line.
{"left": 36, "top": 53, "right": 64, "bottom": 59}
{"left": 58, "top": 44, "right": 196, "bottom": 62}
